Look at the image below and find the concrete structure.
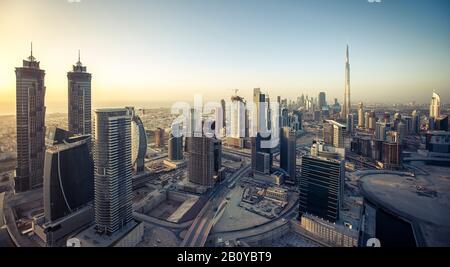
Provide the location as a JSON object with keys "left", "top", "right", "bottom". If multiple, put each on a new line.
{"left": 252, "top": 88, "right": 268, "bottom": 136}
{"left": 74, "top": 220, "right": 144, "bottom": 247}
{"left": 429, "top": 92, "right": 441, "bottom": 118}
{"left": 229, "top": 95, "right": 246, "bottom": 138}
{"left": 67, "top": 50, "right": 92, "bottom": 136}
{"left": 324, "top": 120, "right": 346, "bottom": 148}
{"left": 15, "top": 44, "right": 46, "bottom": 192}
{"left": 381, "top": 141, "right": 401, "bottom": 169}
{"left": 33, "top": 205, "right": 94, "bottom": 247}
{"left": 187, "top": 137, "right": 222, "bottom": 186}
{"left": 154, "top": 127, "right": 165, "bottom": 148}
{"left": 93, "top": 108, "right": 133, "bottom": 235}
{"left": 297, "top": 214, "right": 358, "bottom": 247}
{"left": 357, "top": 102, "right": 364, "bottom": 128}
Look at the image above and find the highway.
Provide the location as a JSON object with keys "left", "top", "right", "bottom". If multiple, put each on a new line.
{"left": 181, "top": 164, "right": 250, "bottom": 247}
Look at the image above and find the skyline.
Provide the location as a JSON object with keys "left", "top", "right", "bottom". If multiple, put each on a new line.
{"left": 1, "top": 0, "right": 450, "bottom": 115}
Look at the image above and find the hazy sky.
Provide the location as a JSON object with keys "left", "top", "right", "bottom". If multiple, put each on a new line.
{"left": 0, "top": 0, "right": 449, "bottom": 114}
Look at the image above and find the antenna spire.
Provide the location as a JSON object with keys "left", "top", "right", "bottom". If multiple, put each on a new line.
{"left": 78, "top": 49, "right": 81, "bottom": 63}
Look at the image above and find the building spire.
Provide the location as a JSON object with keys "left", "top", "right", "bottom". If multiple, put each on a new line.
{"left": 346, "top": 44, "right": 349, "bottom": 63}
{"left": 78, "top": 49, "right": 81, "bottom": 63}
{"left": 28, "top": 42, "right": 36, "bottom": 62}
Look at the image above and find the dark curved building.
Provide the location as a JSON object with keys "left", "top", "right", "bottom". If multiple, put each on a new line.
{"left": 43, "top": 133, "right": 94, "bottom": 222}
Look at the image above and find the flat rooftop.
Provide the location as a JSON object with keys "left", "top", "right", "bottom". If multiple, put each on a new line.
{"left": 74, "top": 221, "right": 139, "bottom": 247}
{"left": 359, "top": 163, "right": 450, "bottom": 246}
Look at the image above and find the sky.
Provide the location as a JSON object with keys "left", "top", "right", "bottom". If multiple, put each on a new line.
{"left": 0, "top": 0, "right": 449, "bottom": 114}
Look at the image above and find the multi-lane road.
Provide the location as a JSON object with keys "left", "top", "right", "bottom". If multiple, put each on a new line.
{"left": 181, "top": 164, "right": 250, "bottom": 247}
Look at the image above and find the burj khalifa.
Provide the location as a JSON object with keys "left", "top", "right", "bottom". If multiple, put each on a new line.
{"left": 342, "top": 45, "right": 351, "bottom": 121}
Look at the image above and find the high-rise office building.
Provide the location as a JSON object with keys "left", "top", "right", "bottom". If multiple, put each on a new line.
{"left": 93, "top": 108, "right": 133, "bottom": 235}
{"left": 318, "top": 92, "right": 327, "bottom": 110}
{"left": 342, "top": 45, "right": 351, "bottom": 121}
{"left": 435, "top": 115, "right": 449, "bottom": 131}
{"left": 220, "top": 99, "right": 226, "bottom": 129}
{"left": 429, "top": 92, "right": 441, "bottom": 118}
{"left": 229, "top": 95, "right": 246, "bottom": 138}
{"left": 168, "top": 123, "right": 183, "bottom": 161}
{"left": 126, "top": 107, "right": 147, "bottom": 173}
{"left": 382, "top": 141, "right": 401, "bottom": 169}
{"left": 15, "top": 44, "right": 46, "bottom": 192}
{"left": 347, "top": 114, "right": 354, "bottom": 136}
{"left": 332, "top": 121, "right": 346, "bottom": 148}
{"left": 323, "top": 122, "right": 334, "bottom": 146}
{"left": 68, "top": 50, "right": 92, "bottom": 136}
{"left": 358, "top": 102, "right": 364, "bottom": 128}
{"left": 368, "top": 111, "right": 376, "bottom": 130}
{"left": 299, "top": 155, "right": 345, "bottom": 223}
{"left": 324, "top": 120, "right": 346, "bottom": 148}
{"left": 251, "top": 133, "right": 273, "bottom": 174}
{"left": 252, "top": 88, "right": 267, "bottom": 136}
{"left": 43, "top": 129, "right": 94, "bottom": 222}
{"left": 32, "top": 127, "right": 95, "bottom": 246}
{"left": 280, "top": 127, "right": 297, "bottom": 183}
{"left": 187, "top": 137, "right": 221, "bottom": 186}
{"left": 375, "top": 122, "right": 390, "bottom": 141}
{"left": 154, "top": 127, "right": 165, "bottom": 148}
{"left": 411, "top": 110, "right": 420, "bottom": 134}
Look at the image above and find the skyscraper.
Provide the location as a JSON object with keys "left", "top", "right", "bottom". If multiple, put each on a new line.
{"left": 43, "top": 129, "right": 94, "bottom": 222}
{"left": 168, "top": 123, "right": 183, "bottom": 161}
{"left": 299, "top": 155, "right": 345, "bottom": 223}
{"left": 429, "top": 92, "right": 441, "bottom": 118}
{"left": 32, "top": 127, "right": 95, "bottom": 246}
{"left": 347, "top": 114, "right": 354, "bottom": 136}
{"left": 154, "top": 127, "right": 165, "bottom": 148}
{"left": 220, "top": 99, "right": 226, "bottom": 129}
{"left": 280, "top": 127, "right": 297, "bottom": 183}
{"left": 252, "top": 88, "right": 267, "bottom": 136}
{"left": 68, "top": 50, "right": 92, "bottom": 136}
{"left": 357, "top": 102, "right": 364, "bottom": 128}
{"left": 15, "top": 44, "right": 46, "bottom": 192}
{"left": 229, "top": 95, "right": 246, "bottom": 138}
{"left": 342, "top": 45, "right": 351, "bottom": 121}
{"left": 411, "top": 110, "right": 420, "bottom": 134}
{"left": 93, "top": 108, "right": 133, "bottom": 235}
{"left": 318, "top": 92, "right": 326, "bottom": 110}
{"left": 187, "top": 136, "right": 221, "bottom": 186}
{"left": 251, "top": 133, "right": 273, "bottom": 174}
{"left": 324, "top": 120, "right": 346, "bottom": 148}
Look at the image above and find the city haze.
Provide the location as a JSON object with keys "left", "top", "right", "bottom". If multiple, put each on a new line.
{"left": 0, "top": 0, "right": 449, "bottom": 115}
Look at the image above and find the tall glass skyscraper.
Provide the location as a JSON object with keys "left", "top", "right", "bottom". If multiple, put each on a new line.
{"left": 68, "top": 51, "right": 92, "bottom": 136}
{"left": 93, "top": 108, "right": 133, "bottom": 235}
{"left": 342, "top": 45, "right": 351, "bottom": 121}
{"left": 15, "top": 44, "right": 46, "bottom": 192}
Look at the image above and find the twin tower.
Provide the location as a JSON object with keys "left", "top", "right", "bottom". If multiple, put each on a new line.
{"left": 14, "top": 46, "right": 91, "bottom": 192}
